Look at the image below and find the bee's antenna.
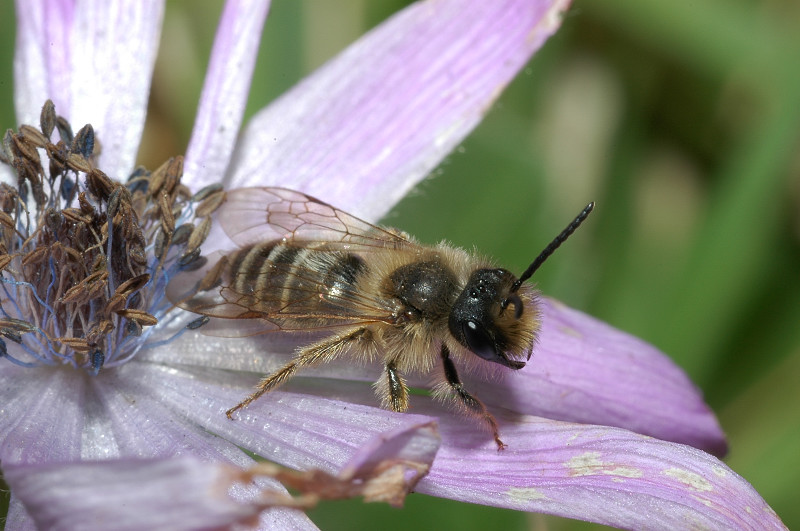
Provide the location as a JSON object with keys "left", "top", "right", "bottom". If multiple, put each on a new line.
{"left": 510, "top": 202, "right": 594, "bottom": 293}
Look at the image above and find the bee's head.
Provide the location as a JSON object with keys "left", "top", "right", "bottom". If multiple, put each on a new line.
{"left": 448, "top": 268, "right": 534, "bottom": 370}
{"left": 449, "top": 201, "right": 595, "bottom": 369}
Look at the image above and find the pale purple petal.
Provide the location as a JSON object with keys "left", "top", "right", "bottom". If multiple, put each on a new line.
{"left": 184, "top": 0, "right": 271, "bottom": 190}
{"left": 121, "top": 360, "right": 440, "bottom": 475}
{"left": 13, "top": 0, "right": 73, "bottom": 126}
{"left": 0, "top": 364, "right": 83, "bottom": 464}
{"left": 148, "top": 299, "right": 726, "bottom": 455}
{"left": 5, "top": 497, "right": 36, "bottom": 531}
{"left": 69, "top": 0, "right": 164, "bottom": 178}
{"left": 3, "top": 457, "right": 318, "bottom": 531}
{"left": 476, "top": 298, "right": 728, "bottom": 455}
{"left": 418, "top": 410, "right": 784, "bottom": 530}
{"left": 228, "top": 0, "right": 571, "bottom": 220}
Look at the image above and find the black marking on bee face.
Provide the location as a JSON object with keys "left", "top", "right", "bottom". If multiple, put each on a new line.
{"left": 449, "top": 268, "right": 525, "bottom": 369}
{"left": 388, "top": 260, "right": 458, "bottom": 322}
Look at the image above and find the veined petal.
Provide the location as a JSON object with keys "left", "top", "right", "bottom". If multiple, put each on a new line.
{"left": 184, "top": 0, "right": 271, "bottom": 190}
{"left": 0, "top": 365, "right": 84, "bottom": 464}
{"left": 125, "top": 361, "right": 440, "bottom": 474}
{"left": 68, "top": 0, "right": 164, "bottom": 179}
{"left": 476, "top": 298, "right": 728, "bottom": 455}
{"left": 418, "top": 412, "right": 785, "bottom": 530}
{"left": 228, "top": 0, "right": 571, "bottom": 220}
{"left": 3, "top": 457, "right": 319, "bottom": 531}
{"left": 13, "top": 0, "right": 74, "bottom": 126}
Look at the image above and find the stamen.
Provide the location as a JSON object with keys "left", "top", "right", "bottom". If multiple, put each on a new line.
{"left": 0, "top": 100, "right": 222, "bottom": 373}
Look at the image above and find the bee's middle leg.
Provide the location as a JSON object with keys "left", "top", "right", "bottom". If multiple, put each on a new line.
{"left": 226, "top": 327, "right": 372, "bottom": 418}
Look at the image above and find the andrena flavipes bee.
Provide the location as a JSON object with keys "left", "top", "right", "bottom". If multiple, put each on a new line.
{"left": 169, "top": 187, "right": 593, "bottom": 449}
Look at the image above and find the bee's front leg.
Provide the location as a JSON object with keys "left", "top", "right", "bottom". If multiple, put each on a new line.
{"left": 439, "top": 344, "right": 506, "bottom": 450}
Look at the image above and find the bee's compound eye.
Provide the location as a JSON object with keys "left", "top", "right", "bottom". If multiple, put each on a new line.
{"left": 462, "top": 320, "right": 498, "bottom": 362}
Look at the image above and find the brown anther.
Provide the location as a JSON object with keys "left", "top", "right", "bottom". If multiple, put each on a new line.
{"left": 78, "top": 192, "right": 94, "bottom": 215}
{"left": 11, "top": 132, "right": 41, "bottom": 163}
{"left": 171, "top": 223, "right": 194, "bottom": 247}
{"left": 186, "top": 216, "right": 211, "bottom": 255}
{"left": 115, "top": 309, "right": 158, "bottom": 327}
{"left": 59, "top": 270, "right": 108, "bottom": 304}
{"left": 40, "top": 100, "right": 56, "bottom": 139}
{"left": 195, "top": 189, "right": 225, "bottom": 218}
{"left": 163, "top": 156, "right": 183, "bottom": 196}
{"left": 105, "top": 293, "right": 127, "bottom": 315}
{"left": 158, "top": 192, "right": 175, "bottom": 233}
{"left": 19, "top": 125, "right": 48, "bottom": 149}
{"left": 147, "top": 158, "right": 170, "bottom": 196}
{"left": 55, "top": 116, "right": 73, "bottom": 144}
{"left": 62, "top": 207, "right": 92, "bottom": 225}
{"left": 86, "top": 169, "right": 117, "bottom": 200}
{"left": 113, "top": 273, "right": 151, "bottom": 298}
{"left": 2, "top": 130, "right": 15, "bottom": 164}
{"left": 22, "top": 244, "right": 50, "bottom": 267}
{"left": 0, "top": 318, "right": 37, "bottom": 333}
{"left": 191, "top": 182, "right": 224, "bottom": 203}
{"left": 0, "top": 210, "right": 18, "bottom": 232}
{"left": 86, "top": 320, "right": 114, "bottom": 344}
{"left": 67, "top": 152, "right": 92, "bottom": 173}
{"left": 56, "top": 337, "right": 91, "bottom": 352}
{"left": 0, "top": 254, "right": 12, "bottom": 272}
{"left": 154, "top": 228, "right": 168, "bottom": 261}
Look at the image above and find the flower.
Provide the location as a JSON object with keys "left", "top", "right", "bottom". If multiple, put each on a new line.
{"left": 0, "top": 0, "right": 785, "bottom": 529}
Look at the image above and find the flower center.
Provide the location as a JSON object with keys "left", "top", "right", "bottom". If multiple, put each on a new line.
{"left": 0, "top": 100, "right": 219, "bottom": 373}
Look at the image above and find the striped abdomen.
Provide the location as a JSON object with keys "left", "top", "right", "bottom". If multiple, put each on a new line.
{"left": 225, "top": 241, "right": 368, "bottom": 325}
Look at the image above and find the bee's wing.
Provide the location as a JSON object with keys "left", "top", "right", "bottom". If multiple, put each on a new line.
{"left": 217, "top": 187, "right": 417, "bottom": 252}
{"left": 168, "top": 188, "right": 416, "bottom": 337}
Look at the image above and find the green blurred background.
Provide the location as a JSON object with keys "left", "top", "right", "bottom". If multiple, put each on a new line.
{"left": 1, "top": 0, "right": 798, "bottom": 529}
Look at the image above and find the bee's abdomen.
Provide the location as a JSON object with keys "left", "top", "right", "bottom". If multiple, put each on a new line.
{"left": 228, "top": 242, "right": 367, "bottom": 318}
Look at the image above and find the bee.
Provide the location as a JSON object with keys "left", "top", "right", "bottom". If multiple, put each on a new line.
{"left": 170, "top": 187, "right": 593, "bottom": 449}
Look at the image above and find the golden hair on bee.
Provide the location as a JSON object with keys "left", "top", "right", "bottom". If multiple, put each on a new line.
{"left": 169, "top": 187, "right": 593, "bottom": 450}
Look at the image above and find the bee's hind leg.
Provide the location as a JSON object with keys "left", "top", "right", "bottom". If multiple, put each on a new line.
{"left": 374, "top": 360, "right": 410, "bottom": 412}
{"left": 226, "top": 327, "right": 372, "bottom": 418}
{"left": 439, "top": 344, "right": 506, "bottom": 450}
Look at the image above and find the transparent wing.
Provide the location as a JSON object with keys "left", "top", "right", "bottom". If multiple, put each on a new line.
{"left": 169, "top": 188, "right": 419, "bottom": 337}
{"left": 217, "top": 187, "right": 417, "bottom": 252}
